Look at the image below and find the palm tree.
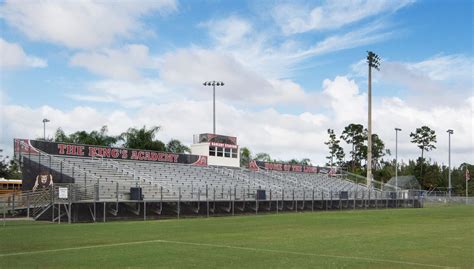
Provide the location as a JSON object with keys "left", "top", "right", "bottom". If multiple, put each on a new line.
{"left": 119, "top": 126, "right": 166, "bottom": 151}
{"left": 54, "top": 126, "right": 117, "bottom": 146}
{"left": 254, "top": 152, "right": 272, "bottom": 162}
{"left": 166, "top": 139, "right": 190, "bottom": 153}
{"left": 240, "top": 147, "right": 251, "bottom": 167}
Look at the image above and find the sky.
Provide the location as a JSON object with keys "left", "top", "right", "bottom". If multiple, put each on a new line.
{"left": 0, "top": 0, "right": 473, "bottom": 167}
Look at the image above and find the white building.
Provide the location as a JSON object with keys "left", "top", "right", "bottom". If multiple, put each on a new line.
{"left": 190, "top": 133, "right": 240, "bottom": 167}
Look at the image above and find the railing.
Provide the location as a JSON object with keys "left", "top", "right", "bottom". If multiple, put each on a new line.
{"left": 212, "top": 166, "right": 281, "bottom": 193}
{"left": 17, "top": 140, "right": 103, "bottom": 188}
{"left": 0, "top": 187, "right": 52, "bottom": 219}
{"left": 92, "top": 156, "right": 173, "bottom": 193}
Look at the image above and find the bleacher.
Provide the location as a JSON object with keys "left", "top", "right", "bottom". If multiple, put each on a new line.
{"left": 21, "top": 152, "right": 373, "bottom": 202}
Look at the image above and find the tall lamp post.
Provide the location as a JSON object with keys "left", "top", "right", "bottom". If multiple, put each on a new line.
{"left": 42, "top": 118, "right": 50, "bottom": 140}
{"left": 447, "top": 129, "right": 453, "bottom": 197}
{"left": 203, "top": 81, "right": 224, "bottom": 134}
{"left": 366, "top": 51, "right": 380, "bottom": 188}
{"left": 395, "top": 128, "right": 402, "bottom": 191}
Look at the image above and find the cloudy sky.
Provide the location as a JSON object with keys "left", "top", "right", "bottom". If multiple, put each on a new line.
{"left": 0, "top": 0, "right": 472, "bottom": 166}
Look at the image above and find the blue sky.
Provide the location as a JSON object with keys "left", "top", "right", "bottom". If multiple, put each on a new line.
{"left": 0, "top": 0, "right": 473, "bottom": 166}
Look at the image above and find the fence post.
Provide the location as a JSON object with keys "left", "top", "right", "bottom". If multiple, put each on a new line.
{"left": 178, "top": 187, "right": 181, "bottom": 220}
{"left": 322, "top": 190, "right": 326, "bottom": 211}
{"left": 12, "top": 193, "right": 15, "bottom": 213}
{"left": 353, "top": 190, "right": 356, "bottom": 210}
{"left": 26, "top": 192, "right": 30, "bottom": 218}
{"left": 116, "top": 182, "right": 119, "bottom": 203}
{"left": 69, "top": 185, "right": 72, "bottom": 224}
{"left": 51, "top": 187, "right": 55, "bottom": 222}
{"left": 3, "top": 202, "right": 6, "bottom": 227}
{"left": 269, "top": 189, "right": 272, "bottom": 211}
{"left": 293, "top": 189, "right": 297, "bottom": 212}
{"left": 303, "top": 189, "right": 306, "bottom": 211}
{"left": 312, "top": 188, "right": 314, "bottom": 212}
{"left": 60, "top": 161, "right": 63, "bottom": 182}
{"left": 255, "top": 190, "right": 258, "bottom": 215}
{"left": 49, "top": 155, "right": 52, "bottom": 175}
{"left": 206, "top": 185, "right": 209, "bottom": 218}
{"left": 232, "top": 186, "right": 235, "bottom": 216}
{"left": 276, "top": 191, "right": 279, "bottom": 214}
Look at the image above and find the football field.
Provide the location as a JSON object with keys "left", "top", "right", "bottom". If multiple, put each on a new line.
{"left": 1, "top": 205, "right": 472, "bottom": 268}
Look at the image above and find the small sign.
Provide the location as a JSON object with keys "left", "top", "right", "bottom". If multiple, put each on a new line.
{"left": 58, "top": 187, "right": 68, "bottom": 199}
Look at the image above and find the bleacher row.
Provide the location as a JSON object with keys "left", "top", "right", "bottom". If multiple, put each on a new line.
{"left": 24, "top": 153, "right": 374, "bottom": 201}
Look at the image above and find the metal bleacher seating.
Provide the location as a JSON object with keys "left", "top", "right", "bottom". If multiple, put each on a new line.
{"left": 22, "top": 153, "right": 374, "bottom": 202}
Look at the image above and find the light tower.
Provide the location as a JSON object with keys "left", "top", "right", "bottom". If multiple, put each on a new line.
{"left": 366, "top": 51, "right": 380, "bottom": 188}
{"left": 447, "top": 129, "right": 453, "bottom": 197}
{"left": 203, "top": 81, "right": 224, "bottom": 134}
{"left": 395, "top": 128, "right": 402, "bottom": 191}
{"left": 42, "top": 118, "right": 50, "bottom": 140}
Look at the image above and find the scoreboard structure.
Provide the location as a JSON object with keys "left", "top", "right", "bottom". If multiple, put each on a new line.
{"left": 190, "top": 133, "right": 240, "bottom": 167}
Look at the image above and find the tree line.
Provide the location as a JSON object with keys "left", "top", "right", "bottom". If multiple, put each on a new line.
{"left": 2, "top": 124, "right": 471, "bottom": 194}
{"left": 1, "top": 125, "right": 191, "bottom": 178}
{"left": 52, "top": 125, "right": 190, "bottom": 154}
{"left": 324, "top": 123, "right": 471, "bottom": 194}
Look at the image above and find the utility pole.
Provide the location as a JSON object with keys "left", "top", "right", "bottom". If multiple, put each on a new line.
{"left": 43, "top": 118, "right": 50, "bottom": 140}
{"left": 447, "top": 129, "right": 453, "bottom": 197}
{"left": 395, "top": 128, "right": 402, "bottom": 191}
{"left": 366, "top": 51, "right": 380, "bottom": 188}
{"left": 203, "top": 81, "right": 224, "bottom": 134}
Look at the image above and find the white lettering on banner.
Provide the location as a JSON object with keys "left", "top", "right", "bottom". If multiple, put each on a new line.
{"left": 209, "top": 142, "right": 238, "bottom": 149}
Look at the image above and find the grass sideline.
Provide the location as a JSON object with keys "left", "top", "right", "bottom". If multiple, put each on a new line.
{"left": 1, "top": 206, "right": 473, "bottom": 268}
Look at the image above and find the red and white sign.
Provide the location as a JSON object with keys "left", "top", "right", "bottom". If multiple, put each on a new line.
{"left": 210, "top": 142, "right": 238, "bottom": 149}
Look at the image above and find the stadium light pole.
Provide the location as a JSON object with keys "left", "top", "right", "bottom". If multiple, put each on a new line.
{"left": 203, "top": 81, "right": 224, "bottom": 135}
{"left": 42, "top": 118, "right": 50, "bottom": 140}
{"left": 366, "top": 51, "right": 380, "bottom": 188}
{"left": 395, "top": 128, "right": 401, "bottom": 191}
{"left": 447, "top": 129, "right": 453, "bottom": 197}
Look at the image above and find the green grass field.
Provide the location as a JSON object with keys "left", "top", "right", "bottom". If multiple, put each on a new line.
{"left": 1, "top": 206, "right": 473, "bottom": 269}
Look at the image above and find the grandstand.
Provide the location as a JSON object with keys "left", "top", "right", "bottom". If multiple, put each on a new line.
{"left": 0, "top": 137, "right": 422, "bottom": 223}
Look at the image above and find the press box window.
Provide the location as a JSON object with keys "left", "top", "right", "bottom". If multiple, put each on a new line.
{"left": 209, "top": 146, "right": 216, "bottom": 156}
{"left": 224, "top": 148, "right": 231, "bottom": 157}
{"left": 231, "top": 148, "right": 238, "bottom": 158}
{"left": 217, "top": 147, "right": 223, "bottom": 157}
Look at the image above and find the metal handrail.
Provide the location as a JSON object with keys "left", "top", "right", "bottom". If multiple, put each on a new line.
{"left": 18, "top": 140, "right": 102, "bottom": 185}
{"left": 92, "top": 156, "right": 173, "bottom": 192}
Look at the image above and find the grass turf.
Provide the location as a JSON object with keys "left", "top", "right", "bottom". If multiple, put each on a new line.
{"left": 0, "top": 206, "right": 473, "bottom": 268}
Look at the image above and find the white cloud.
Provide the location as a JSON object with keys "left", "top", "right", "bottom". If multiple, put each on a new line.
{"left": 322, "top": 76, "right": 367, "bottom": 124}
{"left": 293, "top": 23, "right": 394, "bottom": 60}
{"left": 0, "top": 38, "right": 47, "bottom": 69}
{"left": 349, "top": 54, "right": 474, "bottom": 108}
{"left": 159, "top": 48, "right": 315, "bottom": 106}
{"left": 69, "top": 79, "right": 174, "bottom": 108}
{"left": 407, "top": 54, "right": 473, "bottom": 82}
{"left": 203, "top": 16, "right": 295, "bottom": 79}
{"left": 0, "top": 0, "right": 177, "bottom": 49}
{"left": 272, "top": 0, "right": 414, "bottom": 34}
{"left": 65, "top": 46, "right": 317, "bottom": 109}
{"left": 204, "top": 16, "right": 253, "bottom": 48}
{"left": 2, "top": 76, "right": 472, "bottom": 167}
{"left": 70, "top": 44, "right": 159, "bottom": 80}
{"left": 203, "top": 16, "right": 396, "bottom": 80}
